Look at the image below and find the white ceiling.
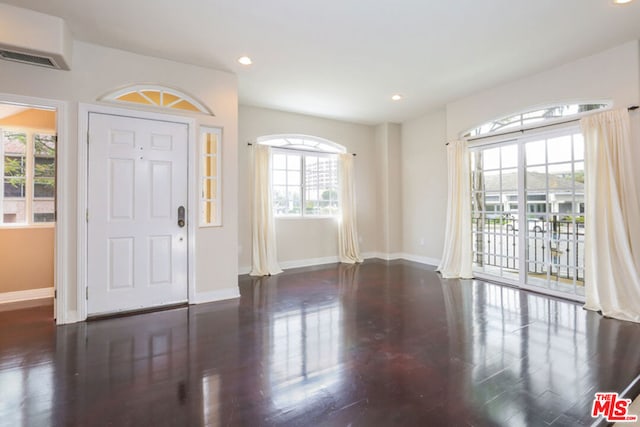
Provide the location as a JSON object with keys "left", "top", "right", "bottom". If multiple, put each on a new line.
{"left": 3, "top": 0, "right": 640, "bottom": 124}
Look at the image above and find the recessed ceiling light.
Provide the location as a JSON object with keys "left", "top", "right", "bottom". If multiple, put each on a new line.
{"left": 613, "top": 0, "right": 633, "bottom": 4}
{"left": 391, "top": 94, "right": 403, "bottom": 101}
{"left": 237, "top": 56, "right": 253, "bottom": 66}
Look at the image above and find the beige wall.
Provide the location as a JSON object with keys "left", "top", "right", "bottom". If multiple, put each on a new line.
{"left": 446, "top": 40, "right": 640, "bottom": 139}
{"left": 0, "top": 39, "right": 238, "bottom": 320}
{"left": 238, "top": 105, "right": 377, "bottom": 271}
{"left": 0, "top": 227, "right": 54, "bottom": 293}
{"left": 374, "top": 123, "right": 402, "bottom": 255}
{"left": 0, "top": 108, "right": 57, "bottom": 295}
{"left": 399, "top": 40, "right": 640, "bottom": 266}
{"left": 0, "top": 108, "right": 56, "bottom": 129}
{"left": 400, "top": 109, "right": 447, "bottom": 264}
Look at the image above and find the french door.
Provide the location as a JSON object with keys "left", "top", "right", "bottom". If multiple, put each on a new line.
{"left": 471, "top": 127, "right": 585, "bottom": 299}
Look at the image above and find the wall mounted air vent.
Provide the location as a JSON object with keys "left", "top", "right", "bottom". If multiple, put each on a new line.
{"left": 0, "top": 49, "right": 58, "bottom": 69}
{"left": 0, "top": 4, "right": 72, "bottom": 70}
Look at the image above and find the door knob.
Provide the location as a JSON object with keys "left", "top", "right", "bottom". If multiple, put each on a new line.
{"left": 178, "top": 206, "right": 185, "bottom": 228}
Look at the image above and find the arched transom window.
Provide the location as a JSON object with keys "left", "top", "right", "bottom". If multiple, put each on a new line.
{"left": 464, "top": 102, "right": 610, "bottom": 138}
{"left": 101, "top": 85, "right": 213, "bottom": 115}
{"left": 258, "top": 134, "right": 346, "bottom": 154}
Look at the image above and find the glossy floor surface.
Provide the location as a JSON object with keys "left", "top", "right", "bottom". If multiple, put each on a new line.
{"left": 2, "top": 260, "right": 640, "bottom": 426}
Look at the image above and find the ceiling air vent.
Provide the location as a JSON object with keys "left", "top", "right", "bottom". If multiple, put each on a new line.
{"left": 0, "top": 49, "right": 58, "bottom": 69}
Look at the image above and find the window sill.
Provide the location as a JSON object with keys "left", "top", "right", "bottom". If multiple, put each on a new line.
{"left": 0, "top": 223, "right": 55, "bottom": 230}
{"left": 275, "top": 216, "right": 339, "bottom": 221}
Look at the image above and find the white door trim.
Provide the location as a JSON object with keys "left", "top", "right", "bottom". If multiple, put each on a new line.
{"left": 78, "top": 103, "right": 197, "bottom": 322}
{"left": 0, "top": 92, "right": 68, "bottom": 324}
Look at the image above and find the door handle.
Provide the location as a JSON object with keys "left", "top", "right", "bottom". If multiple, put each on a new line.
{"left": 178, "top": 206, "right": 185, "bottom": 228}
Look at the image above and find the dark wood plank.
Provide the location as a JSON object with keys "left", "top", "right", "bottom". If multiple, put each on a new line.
{"left": 1, "top": 259, "right": 639, "bottom": 426}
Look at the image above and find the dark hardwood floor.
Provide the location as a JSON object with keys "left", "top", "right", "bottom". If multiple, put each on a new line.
{"left": 1, "top": 259, "right": 640, "bottom": 426}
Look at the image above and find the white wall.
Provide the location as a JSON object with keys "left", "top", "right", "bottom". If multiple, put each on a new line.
{"left": 374, "top": 123, "right": 402, "bottom": 255}
{"left": 400, "top": 109, "right": 447, "bottom": 265}
{"left": 238, "top": 105, "right": 377, "bottom": 272}
{"left": 446, "top": 40, "right": 640, "bottom": 139}
{"left": 400, "top": 40, "right": 640, "bottom": 267}
{"left": 0, "top": 40, "right": 238, "bottom": 321}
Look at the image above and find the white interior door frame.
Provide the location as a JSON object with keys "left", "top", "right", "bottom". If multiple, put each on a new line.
{"left": 78, "top": 104, "right": 197, "bottom": 322}
{"left": 0, "top": 92, "right": 68, "bottom": 324}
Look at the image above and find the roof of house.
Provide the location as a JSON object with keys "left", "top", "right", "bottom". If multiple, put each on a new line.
{"left": 481, "top": 171, "right": 583, "bottom": 193}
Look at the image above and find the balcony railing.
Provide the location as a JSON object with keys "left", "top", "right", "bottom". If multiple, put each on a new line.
{"left": 472, "top": 215, "right": 585, "bottom": 284}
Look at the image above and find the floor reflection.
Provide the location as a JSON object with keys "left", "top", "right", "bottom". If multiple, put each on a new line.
{"left": 1, "top": 261, "right": 640, "bottom": 426}
{"left": 445, "top": 280, "right": 596, "bottom": 425}
{"left": 269, "top": 303, "right": 342, "bottom": 408}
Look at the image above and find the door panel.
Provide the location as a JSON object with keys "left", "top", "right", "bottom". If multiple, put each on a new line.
{"left": 471, "top": 130, "right": 585, "bottom": 299}
{"left": 88, "top": 113, "right": 188, "bottom": 315}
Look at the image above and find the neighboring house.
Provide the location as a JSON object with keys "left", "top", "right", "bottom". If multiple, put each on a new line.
{"left": 482, "top": 172, "right": 584, "bottom": 218}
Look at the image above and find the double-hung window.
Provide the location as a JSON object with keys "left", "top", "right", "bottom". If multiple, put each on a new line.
{"left": 1, "top": 128, "right": 56, "bottom": 225}
{"left": 259, "top": 135, "right": 344, "bottom": 218}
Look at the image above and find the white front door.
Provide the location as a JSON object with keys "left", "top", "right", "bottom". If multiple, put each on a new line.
{"left": 87, "top": 113, "right": 188, "bottom": 315}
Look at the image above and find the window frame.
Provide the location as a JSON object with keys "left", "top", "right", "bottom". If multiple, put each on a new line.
{"left": 1, "top": 126, "right": 57, "bottom": 228}
{"left": 469, "top": 123, "right": 586, "bottom": 302}
{"left": 199, "top": 126, "right": 222, "bottom": 227}
{"left": 271, "top": 148, "right": 340, "bottom": 219}
{"left": 463, "top": 101, "right": 612, "bottom": 139}
{"left": 100, "top": 84, "right": 214, "bottom": 116}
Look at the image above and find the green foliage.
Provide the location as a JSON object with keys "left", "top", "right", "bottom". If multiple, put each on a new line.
{"left": 3, "top": 133, "right": 56, "bottom": 192}
{"left": 321, "top": 189, "right": 338, "bottom": 201}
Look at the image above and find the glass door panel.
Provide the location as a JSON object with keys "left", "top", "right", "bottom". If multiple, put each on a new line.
{"left": 471, "top": 143, "right": 520, "bottom": 283}
{"left": 471, "top": 130, "right": 585, "bottom": 300}
{"left": 524, "top": 133, "right": 584, "bottom": 297}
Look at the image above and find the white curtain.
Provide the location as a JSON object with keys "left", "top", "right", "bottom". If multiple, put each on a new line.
{"left": 338, "top": 153, "right": 363, "bottom": 263}
{"left": 581, "top": 109, "right": 640, "bottom": 322}
{"left": 437, "top": 140, "right": 473, "bottom": 279}
{"left": 250, "top": 144, "right": 282, "bottom": 276}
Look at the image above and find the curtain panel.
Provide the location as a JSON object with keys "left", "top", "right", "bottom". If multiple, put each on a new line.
{"left": 250, "top": 144, "right": 282, "bottom": 276}
{"left": 581, "top": 109, "right": 640, "bottom": 322}
{"left": 437, "top": 140, "right": 473, "bottom": 279}
{"left": 338, "top": 153, "right": 363, "bottom": 263}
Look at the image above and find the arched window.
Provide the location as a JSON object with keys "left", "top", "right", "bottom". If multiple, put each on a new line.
{"left": 464, "top": 102, "right": 610, "bottom": 138}
{"left": 258, "top": 134, "right": 345, "bottom": 217}
{"left": 100, "top": 85, "right": 213, "bottom": 115}
{"left": 258, "top": 134, "right": 346, "bottom": 154}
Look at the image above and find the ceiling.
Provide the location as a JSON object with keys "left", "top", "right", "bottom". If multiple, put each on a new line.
{"left": 3, "top": 0, "right": 640, "bottom": 124}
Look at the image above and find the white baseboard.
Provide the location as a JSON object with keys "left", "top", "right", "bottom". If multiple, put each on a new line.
{"left": 239, "top": 252, "right": 441, "bottom": 275}
{"left": 60, "top": 310, "right": 80, "bottom": 325}
{"left": 239, "top": 255, "right": 340, "bottom": 275}
{"left": 361, "top": 252, "right": 404, "bottom": 261}
{"left": 191, "top": 287, "right": 240, "bottom": 304}
{"left": 398, "top": 253, "right": 441, "bottom": 267}
{"left": 280, "top": 256, "right": 340, "bottom": 270}
{"left": 0, "top": 287, "right": 54, "bottom": 304}
{"left": 361, "top": 252, "right": 439, "bottom": 265}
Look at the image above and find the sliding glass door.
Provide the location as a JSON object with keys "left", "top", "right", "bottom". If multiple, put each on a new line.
{"left": 471, "top": 128, "right": 585, "bottom": 300}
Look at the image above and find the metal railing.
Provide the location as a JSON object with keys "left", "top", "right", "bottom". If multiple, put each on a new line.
{"left": 472, "top": 215, "right": 584, "bottom": 283}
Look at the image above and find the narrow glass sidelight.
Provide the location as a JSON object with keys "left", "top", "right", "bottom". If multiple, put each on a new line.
{"left": 199, "top": 127, "right": 222, "bottom": 227}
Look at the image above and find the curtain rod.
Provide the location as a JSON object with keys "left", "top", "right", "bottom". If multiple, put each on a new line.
{"left": 447, "top": 105, "right": 640, "bottom": 145}
{"left": 247, "top": 142, "right": 356, "bottom": 156}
